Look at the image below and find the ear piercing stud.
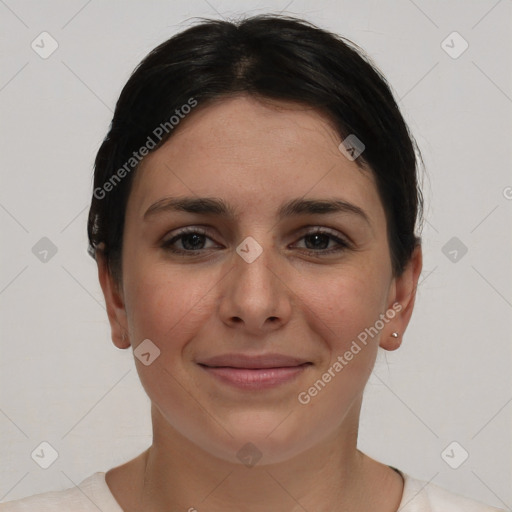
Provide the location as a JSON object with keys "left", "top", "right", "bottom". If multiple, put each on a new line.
{"left": 391, "top": 332, "right": 399, "bottom": 338}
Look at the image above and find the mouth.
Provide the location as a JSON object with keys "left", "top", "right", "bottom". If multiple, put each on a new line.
{"left": 197, "top": 353, "right": 312, "bottom": 369}
{"left": 196, "top": 353, "right": 313, "bottom": 390}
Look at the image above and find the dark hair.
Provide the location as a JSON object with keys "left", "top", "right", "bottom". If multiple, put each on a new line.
{"left": 87, "top": 14, "right": 423, "bottom": 284}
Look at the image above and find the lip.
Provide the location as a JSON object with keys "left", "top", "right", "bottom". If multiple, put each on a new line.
{"left": 196, "top": 353, "right": 313, "bottom": 390}
{"left": 197, "top": 353, "right": 311, "bottom": 369}
{"left": 198, "top": 364, "right": 311, "bottom": 390}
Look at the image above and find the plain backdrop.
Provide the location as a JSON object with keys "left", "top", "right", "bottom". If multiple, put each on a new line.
{"left": 0, "top": 0, "right": 511, "bottom": 509}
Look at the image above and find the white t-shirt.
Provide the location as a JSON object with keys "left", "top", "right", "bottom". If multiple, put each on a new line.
{"left": 0, "top": 470, "right": 504, "bottom": 511}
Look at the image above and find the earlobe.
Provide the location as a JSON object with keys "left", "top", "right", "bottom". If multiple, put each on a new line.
{"left": 96, "top": 248, "right": 131, "bottom": 350}
{"left": 380, "top": 244, "right": 423, "bottom": 351}
{"left": 380, "top": 331, "right": 402, "bottom": 351}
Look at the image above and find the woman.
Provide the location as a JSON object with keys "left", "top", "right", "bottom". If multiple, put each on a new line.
{"left": 0, "top": 14, "right": 503, "bottom": 512}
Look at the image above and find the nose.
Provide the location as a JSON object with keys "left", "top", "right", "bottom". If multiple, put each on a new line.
{"left": 218, "top": 243, "right": 293, "bottom": 335}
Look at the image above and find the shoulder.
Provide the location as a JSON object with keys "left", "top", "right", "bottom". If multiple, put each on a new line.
{"left": 0, "top": 472, "right": 123, "bottom": 512}
{"left": 399, "top": 471, "right": 506, "bottom": 512}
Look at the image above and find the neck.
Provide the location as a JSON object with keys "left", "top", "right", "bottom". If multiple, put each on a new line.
{"left": 123, "top": 404, "right": 400, "bottom": 512}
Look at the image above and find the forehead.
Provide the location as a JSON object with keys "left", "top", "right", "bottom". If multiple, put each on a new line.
{"left": 128, "top": 95, "right": 384, "bottom": 226}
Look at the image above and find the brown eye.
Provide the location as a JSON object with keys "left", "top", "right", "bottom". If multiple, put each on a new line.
{"left": 161, "top": 228, "right": 219, "bottom": 255}
{"left": 294, "top": 229, "right": 350, "bottom": 255}
{"left": 304, "top": 233, "right": 331, "bottom": 250}
{"left": 178, "top": 233, "right": 207, "bottom": 250}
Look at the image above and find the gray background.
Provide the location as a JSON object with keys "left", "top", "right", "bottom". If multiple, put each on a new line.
{"left": 0, "top": 0, "right": 511, "bottom": 508}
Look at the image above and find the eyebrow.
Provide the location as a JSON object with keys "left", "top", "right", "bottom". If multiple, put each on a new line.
{"left": 143, "top": 196, "right": 371, "bottom": 226}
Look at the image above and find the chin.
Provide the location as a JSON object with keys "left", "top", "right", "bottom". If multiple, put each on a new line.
{"left": 208, "top": 415, "right": 316, "bottom": 467}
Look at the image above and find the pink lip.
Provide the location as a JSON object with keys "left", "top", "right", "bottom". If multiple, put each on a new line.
{"left": 199, "top": 364, "right": 311, "bottom": 390}
{"left": 198, "top": 353, "right": 310, "bottom": 369}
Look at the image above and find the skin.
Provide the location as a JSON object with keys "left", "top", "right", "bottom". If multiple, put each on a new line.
{"left": 97, "top": 95, "right": 422, "bottom": 512}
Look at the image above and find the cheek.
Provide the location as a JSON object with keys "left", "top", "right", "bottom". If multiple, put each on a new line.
{"left": 299, "top": 261, "right": 390, "bottom": 350}
{"left": 122, "top": 257, "right": 225, "bottom": 351}
{"left": 122, "top": 263, "right": 217, "bottom": 413}
{"left": 291, "top": 270, "right": 387, "bottom": 428}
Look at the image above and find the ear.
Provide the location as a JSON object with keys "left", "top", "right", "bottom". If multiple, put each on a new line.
{"left": 96, "top": 248, "right": 131, "bottom": 350}
{"left": 380, "top": 244, "right": 423, "bottom": 351}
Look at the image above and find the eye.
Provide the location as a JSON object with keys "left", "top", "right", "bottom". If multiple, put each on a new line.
{"left": 160, "top": 226, "right": 350, "bottom": 257}
{"left": 161, "top": 227, "right": 220, "bottom": 254}
{"left": 293, "top": 228, "right": 350, "bottom": 255}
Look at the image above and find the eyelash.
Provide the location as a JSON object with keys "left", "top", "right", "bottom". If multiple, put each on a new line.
{"left": 160, "top": 227, "right": 350, "bottom": 257}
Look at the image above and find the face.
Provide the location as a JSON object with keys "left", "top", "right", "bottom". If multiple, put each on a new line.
{"left": 100, "top": 95, "right": 420, "bottom": 465}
